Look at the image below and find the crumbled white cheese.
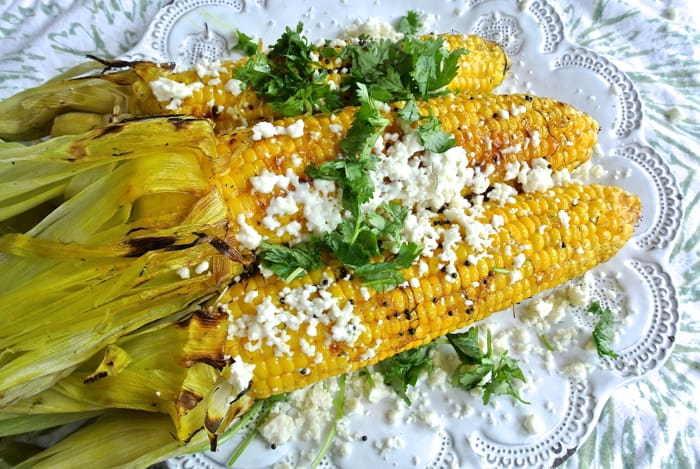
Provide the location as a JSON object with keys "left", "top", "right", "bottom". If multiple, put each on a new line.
{"left": 149, "top": 77, "right": 204, "bottom": 110}
{"left": 285, "top": 119, "right": 305, "bottom": 138}
{"left": 224, "top": 78, "right": 244, "bottom": 96}
{"left": 193, "top": 58, "right": 224, "bottom": 78}
{"left": 243, "top": 290, "right": 259, "bottom": 303}
{"left": 523, "top": 413, "right": 546, "bottom": 435}
{"left": 510, "top": 269, "right": 524, "bottom": 284}
{"left": 562, "top": 361, "right": 590, "bottom": 381}
{"left": 503, "top": 161, "right": 521, "bottom": 180}
{"left": 259, "top": 413, "right": 296, "bottom": 445}
{"left": 374, "top": 435, "right": 406, "bottom": 458}
{"left": 558, "top": 209, "right": 571, "bottom": 228}
{"left": 194, "top": 260, "right": 209, "bottom": 275}
{"left": 251, "top": 121, "right": 277, "bottom": 140}
{"left": 518, "top": 158, "right": 554, "bottom": 193}
{"left": 227, "top": 356, "right": 255, "bottom": 392}
{"left": 488, "top": 183, "right": 517, "bottom": 206}
{"left": 550, "top": 327, "right": 579, "bottom": 351}
{"left": 235, "top": 214, "right": 262, "bottom": 250}
{"left": 230, "top": 278, "right": 364, "bottom": 357}
{"left": 251, "top": 119, "right": 305, "bottom": 141}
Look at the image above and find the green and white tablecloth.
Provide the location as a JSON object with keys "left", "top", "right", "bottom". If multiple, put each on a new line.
{"left": 0, "top": 1, "right": 698, "bottom": 467}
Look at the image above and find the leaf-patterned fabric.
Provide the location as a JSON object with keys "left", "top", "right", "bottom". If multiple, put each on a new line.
{"left": 0, "top": 1, "right": 697, "bottom": 467}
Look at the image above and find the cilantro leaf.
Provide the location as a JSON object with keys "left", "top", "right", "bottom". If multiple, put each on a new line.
{"left": 452, "top": 362, "right": 492, "bottom": 390}
{"left": 587, "top": 301, "right": 619, "bottom": 358}
{"left": 233, "top": 30, "right": 258, "bottom": 56}
{"left": 353, "top": 242, "right": 422, "bottom": 291}
{"left": 446, "top": 327, "right": 483, "bottom": 364}
{"left": 448, "top": 327, "right": 529, "bottom": 405}
{"left": 418, "top": 116, "right": 456, "bottom": 152}
{"left": 397, "top": 98, "right": 422, "bottom": 123}
{"left": 396, "top": 11, "right": 423, "bottom": 35}
{"left": 483, "top": 353, "right": 530, "bottom": 405}
{"left": 366, "top": 202, "right": 409, "bottom": 250}
{"left": 377, "top": 342, "right": 436, "bottom": 405}
{"left": 340, "top": 84, "right": 390, "bottom": 160}
{"left": 257, "top": 240, "right": 322, "bottom": 282}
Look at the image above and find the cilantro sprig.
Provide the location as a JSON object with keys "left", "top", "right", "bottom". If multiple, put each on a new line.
{"left": 587, "top": 301, "right": 619, "bottom": 358}
{"left": 339, "top": 34, "right": 466, "bottom": 103}
{"left": 396, "top": 10, "right": 423, "bottom": 35}
{"left": 447, "top": 327, "right": 530, "bottom": 405}
{"left": 234, "top": 23, "right": 342, "bottom": 115}
{"left": 233, "top": 16, "right": 466, "bottom": 117}
{"left": 258, "top": 86, "right": 423, "bottom": 291}
{"left": 233, "top": 30, "right": 259, "bottom": 56}
{"left": 377, "top": 342, "right": 436, "bottom": 405}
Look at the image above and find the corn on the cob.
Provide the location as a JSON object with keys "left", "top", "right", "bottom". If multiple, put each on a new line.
{"left": 0, "top": 92, "right": 597, "bottom": 406}
{"left": 0, "top": 34, "right": 508, "bottom": 141}
{"left": 0, "top": 183, "right": 640, "bottom": 449}
{"left": 214, "top": 183, "right": 640, "bottom": 398}
{"left": 217, "top": 92, "right": 598, "bottom": 245}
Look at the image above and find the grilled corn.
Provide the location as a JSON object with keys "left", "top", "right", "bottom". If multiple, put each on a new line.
{"left": 0, "top": 34, "right": 509, "bottom": 140}
{"left": 1, "top": 183, "right": 640, "bottom": 450}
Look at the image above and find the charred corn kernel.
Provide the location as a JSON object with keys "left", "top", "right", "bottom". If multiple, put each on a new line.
{"left": 0, "top": 34, "right": 508, "bottom": 140}
{"left": 175, "top": 184, "right": 638, "bottom": 399}
{"left": 215, "top": 93, "right": 599, "bottom": 245}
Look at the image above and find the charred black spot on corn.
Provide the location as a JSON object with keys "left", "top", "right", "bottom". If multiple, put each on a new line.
{"left": 209, "top": 237, "right": 253, "bottom": 263}
{"left": 82, "top": 371, "right": 108, "bottom": 384}
{"left": 175, "top": 389, "right": 203, "bottom": 413}
{"left": 93, "top": 122, "right": 125, "bottom": 138}
{"left": 122, "top": 235, "right": 179, "bottom": 257}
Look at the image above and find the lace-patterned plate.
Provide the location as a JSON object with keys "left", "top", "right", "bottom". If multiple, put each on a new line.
{"left": 126, "top": 0, "right": 682, "bottom": 467}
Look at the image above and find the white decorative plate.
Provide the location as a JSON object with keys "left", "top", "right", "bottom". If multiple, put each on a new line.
{"left": 125, "top": 0, "right": 682, "bottom": 467}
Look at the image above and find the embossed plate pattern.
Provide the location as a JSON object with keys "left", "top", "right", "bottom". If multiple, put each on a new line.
{"left": 124, "top": 0, "right": 683, "bottom": 467}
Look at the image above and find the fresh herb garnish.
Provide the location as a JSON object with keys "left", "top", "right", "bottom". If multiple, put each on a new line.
{"left": 396, "top": 10, "right": 423, "bottom": 35}
{"left": 340, "top": 35, "right": 466, "bottom": 103}
{"left": 397, "top": 97, "right": 422, "bottom": 122}
{"left": 247, "top": 22, "right": 474, "bottom": 290}
{"left": 540, "top": 333, "right": 555, "bottom": 352}
{"left": 397, "top": 98, "right": 456, "bottom": 152}
{"left": 233, "top": 23, "right": 341, "bottom": 115}
{"left": 490, "top": 267, "right": 511, "bottom": 275}
{"left": 352, "top": 242, "right": 422, "bottom": 290}
{"left": 377, "top": 342, "right": 436, "bottom": 405}
{"left": 233, "top": 30, "right": 259, "bottom": 56}
{"left": 301, "top": 86, "right": 422, "bottom": 290}
{"left": 258, "top": 240, "right": 323, "bottom": 282}
{"left": 417, "top": 115, "right": 456, "bottom": 152}
{"left": 447, "top": 327, "right": 530, "bottom": 405}
{"left": 587, "top": 301, "right": 619, "bottom": 358}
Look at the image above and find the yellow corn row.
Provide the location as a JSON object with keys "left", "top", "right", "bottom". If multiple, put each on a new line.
{"left": 216, "top": 93, "right": 599, "bottom": 245}
{"left": 119, "top": 34, "right": 509, "bottom": 131}
{"left": 0, "top": 34, "right": 508, "bottom": 140}
{"left": 214, "top": 184, "right": 640, "bottom": 399}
